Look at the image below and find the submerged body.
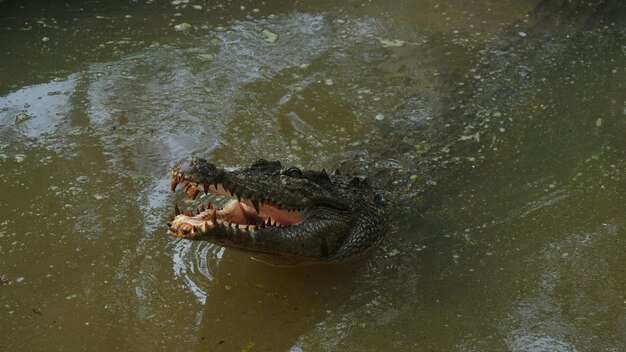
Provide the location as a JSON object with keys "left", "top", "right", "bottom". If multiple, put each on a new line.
{"left": 168, "top": 157, "right": 386, "bottom": 265}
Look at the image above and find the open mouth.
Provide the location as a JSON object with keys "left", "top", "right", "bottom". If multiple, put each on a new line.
{"left": 167, "top": 173, "right": 306, "bottom": 239}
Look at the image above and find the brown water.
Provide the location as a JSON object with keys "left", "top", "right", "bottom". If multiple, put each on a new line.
{"left": 1, "top": 1, "right": 625, "bottom": 351}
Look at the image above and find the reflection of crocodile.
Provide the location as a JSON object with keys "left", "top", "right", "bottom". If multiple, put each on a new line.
{"left": 167, "top": 157, "right": 386, "bottom": 265}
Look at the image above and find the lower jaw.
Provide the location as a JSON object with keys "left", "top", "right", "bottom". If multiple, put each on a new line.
{"left": 169, "top": 196, "right": 305, "bottom": 233}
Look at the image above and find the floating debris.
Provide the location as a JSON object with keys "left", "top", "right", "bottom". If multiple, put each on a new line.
{"left": 375, "top": 37, "right": 419, "bottom": 47}
{"left": 174, "top": 23, "right": 192, "bottom": 32}
{"left": 131, "top": 174, "right": 152, "bottom": 183}
{"left": 414, "top": 144, "right": 428, "bottom": 154}
{"left": 198, "top": 53, "right": 214, "bottom": 61}
{"left": 14, "top": 154, "right": 26, "bottom": 163}
{"left": 518, "top": 32, "right": 528, "bottom": 38}
{"left": 15, "top": 113, "right": 32, "bottom": 124}
{"left": 595, "top": 118, "right": 603, "bottom": 127}
{"left": 242, "top": 341, "right": 256, "bottom": 352}
{"left": 325, "top": 78, "right": 334, "bottom": 86}
{"left": 459, "top": 132, "right": 481, "bottom": 142}
{"left": 261, "top": 29, "right": 278, "bottom": 43}
{"left": 76, "top": 175, "right": 89, "bottom": 183}
{"left": 1, "top": 275, "right": 11, "bottom": 286}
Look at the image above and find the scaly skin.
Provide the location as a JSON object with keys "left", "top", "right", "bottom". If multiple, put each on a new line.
{"left": 167, "top": 157, "right": 386, "bottom": 265}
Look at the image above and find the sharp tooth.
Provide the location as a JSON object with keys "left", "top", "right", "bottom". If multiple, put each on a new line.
{"left": 200, "top": 203, "right": 205, "bottom": 212}
{"left": 170, "top": 176, "right": 179, "bottom": 192}
{"left": 237, "top": 194, "right": 241, "bottom": 203}
{"left": 212, "top": 209, "right": 217, "bottom": 222}
{"left": 174, "top": 203, "right": 181, "bottom": 215}
{"left": 168, "top": 213, "right": 174, "bottom": 221}
{"left": 192, "top": 189, "right": 200, "bottom": 200}
{"left": 266, "top": 217, "right": 273, "bottom": 226}
{"left": 187, "top": 187, "right": 197, "bottom": 199}
{"left": 252, "top": 199, "right": 260, "bottom": 213}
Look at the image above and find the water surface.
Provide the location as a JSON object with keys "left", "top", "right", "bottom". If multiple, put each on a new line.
{"left": 1, "top": 1, "right": 624, "bottom": 351}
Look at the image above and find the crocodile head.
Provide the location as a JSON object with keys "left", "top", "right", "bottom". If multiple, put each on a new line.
{"left": 167, "top": 157, "right": 386, "bottom": 265}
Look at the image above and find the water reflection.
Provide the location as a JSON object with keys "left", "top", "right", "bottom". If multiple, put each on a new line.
{"left": 502, "top": 223, "right": 624, "bottom": 352}
{"left": 0, "top": 76, "right": 76, "bottom": 138}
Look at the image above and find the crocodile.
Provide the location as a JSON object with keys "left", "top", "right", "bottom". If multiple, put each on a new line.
{"left": 167, "top": 157, "right": 386, "bottom": 265}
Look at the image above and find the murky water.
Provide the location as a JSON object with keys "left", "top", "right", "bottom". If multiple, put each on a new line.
{"left": 1, "top": 1, "right": 625, "bottom": 351}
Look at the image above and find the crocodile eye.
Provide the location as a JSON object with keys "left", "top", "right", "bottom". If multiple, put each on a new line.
{"left": 282, "top": 166, "right": 303, "bottom": 178}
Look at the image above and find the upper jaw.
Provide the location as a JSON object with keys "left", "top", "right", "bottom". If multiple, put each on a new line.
{"left": 170, "top": 157, "right": 352, "bottom": 212}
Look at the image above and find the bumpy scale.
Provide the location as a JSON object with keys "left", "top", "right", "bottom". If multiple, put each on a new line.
{"left": 167, "top": 157, "right": 386, "bottom": 265}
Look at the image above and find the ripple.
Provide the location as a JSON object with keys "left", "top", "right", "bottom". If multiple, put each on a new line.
{"left": 171, "top": 239, "right": 224, "bottom": 303}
